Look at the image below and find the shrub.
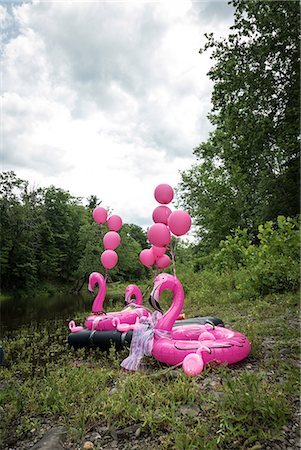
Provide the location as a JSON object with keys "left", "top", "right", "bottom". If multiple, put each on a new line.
{"left": 210, "top": 216, "right": 300, "bottom": 298}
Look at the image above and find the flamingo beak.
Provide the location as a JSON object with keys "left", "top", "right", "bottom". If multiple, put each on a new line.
{"left": 150, "top": 283, "right": 161, "bottom": 302}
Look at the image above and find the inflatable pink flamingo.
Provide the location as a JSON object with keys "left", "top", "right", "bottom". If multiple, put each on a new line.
{"left": 125, "top": 284, "right": 143, "bottom": 306}
{"left": 68, "top": 320, "right": 84, "bottom": 333}
{"left": 121, "top": 274, "right": 251, "bottom": 376}
{"left": 68, "top": 272, "right": 106, "bottom": 333}
{"left": 152, "top": 274, "right": 251, "bottom": 375}
{"left": 84, "top": 275, "right": 150, "bottom": 331}
{"left": 89, "top": 272, "right": 107, "bottom": 313}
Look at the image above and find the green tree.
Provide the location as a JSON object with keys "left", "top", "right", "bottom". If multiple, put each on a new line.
{"left": 178, "top": 0, "right": 300, "bottom": 251}
{"left": 42, "top": 186, "right": 86, "bottom": 282}
{"left": 0, "top": 172, "right": 43, "bottom": 291}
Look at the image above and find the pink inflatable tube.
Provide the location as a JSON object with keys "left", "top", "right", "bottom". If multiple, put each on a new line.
{"left": 121, "top": 274, "right": 251, "bottom": 376}
{"left": 84, "top": 273, "right": 150, "bottom": 331}
{"left": 153, "top": 274, "right": 250, "bottom": 375}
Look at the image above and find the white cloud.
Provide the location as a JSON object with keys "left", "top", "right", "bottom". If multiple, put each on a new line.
{"left": 1, "top": 0, "right": 233, "bottom": 228}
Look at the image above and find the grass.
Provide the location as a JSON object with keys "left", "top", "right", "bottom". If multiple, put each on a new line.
{"left": 0, "top": 268, "right": 300, "bottom": 450}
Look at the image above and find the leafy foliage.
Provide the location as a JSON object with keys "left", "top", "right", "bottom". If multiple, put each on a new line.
{"left": 194, "top": 216, "right": 300, "bottom": 300}
{"left": 0, "top": 171, "right": 147, "bottom": 295}
{"left": 178, "top": 0, "right": 300, "bottom": 250}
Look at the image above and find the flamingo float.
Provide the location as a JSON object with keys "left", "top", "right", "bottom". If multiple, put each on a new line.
{"left": 125, "top": 284, "right": 143, "bottom": 307}
{"left": 121, "top": 273, "right": 251, "bottom": 376}
{"left": 83, "top": 273, "right": 150, "bottom": 331}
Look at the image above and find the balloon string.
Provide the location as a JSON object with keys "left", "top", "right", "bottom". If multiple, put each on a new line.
{"left": 142, "top": 284, "right": 151, "bottom": 299}
{"left": 153, "top": 267, "right": 159, "bottom": 280}
{"left": 170, "top": 239, "right": 177, "bottom": 276}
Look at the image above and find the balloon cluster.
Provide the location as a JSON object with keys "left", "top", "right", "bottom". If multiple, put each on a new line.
{"left": 92, "top": 207, "right": 122, "bottom": 270}
{"left": 139, "top": 184, "right": 192, "bottom": 270}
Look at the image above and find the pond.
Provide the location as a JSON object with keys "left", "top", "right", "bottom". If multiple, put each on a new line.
{"left": 0, "top": 291, "right": 125, "bottom": 334}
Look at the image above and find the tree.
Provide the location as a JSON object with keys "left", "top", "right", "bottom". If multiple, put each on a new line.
{"left": 178, "top": 0, "right": 300, "bottom": 251}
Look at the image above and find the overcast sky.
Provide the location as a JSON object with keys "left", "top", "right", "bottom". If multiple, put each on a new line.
{"left": 1, "top": 0, "right": 234, "bottom": 229}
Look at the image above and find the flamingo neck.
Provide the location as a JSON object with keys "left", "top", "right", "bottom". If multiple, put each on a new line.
{"left": 91, "top": 275, "right": 106, "bottom": 313}
{"left": 132, "top": 286, "right": 142, "bottom": 306}
{"left": 155, "top": 281, "right": 184, "bottom": 332}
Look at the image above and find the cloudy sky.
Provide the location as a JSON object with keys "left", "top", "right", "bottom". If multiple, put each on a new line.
{"left": 1, "top": 0, "right": 234, "bottom": 229}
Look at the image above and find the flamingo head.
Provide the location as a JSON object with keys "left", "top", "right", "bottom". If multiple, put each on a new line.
{"left": 88, "top": 272, "right": 105, "bottom": 293}
{"left": 125, "top": 284, "right": 136, "bottom": 303}
{"left": 125, "top": 284, "right": 142, "bottom": 305}
{"left": 151, "top": 273, "right": 177, "bottom": 303}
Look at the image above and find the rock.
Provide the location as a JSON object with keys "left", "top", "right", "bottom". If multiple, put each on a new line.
{"left": 179, "top": 405, "right": 200, "bottom": 416}
{"left": 135, "top": 428, "right": 141, "bottom": 438}
{"left": 83, "top": 442, "right": 94, "bottom": 450}
{"left": 89, "top": 432, "right": 101, "bottom": 441}
{"left": 281, "top": 425, "right": 289, "bottom": 432}
{"left": 31, "top": 426, "right": 67, "bottom": 450}
{"left": 96, "top": 426, "right": 109, "bottom": 434}
{"left": 110, "top": 427, "right": 118, "bottom": 441}
{"left": 116, "top": 424, "right": 141, "bottom": 437}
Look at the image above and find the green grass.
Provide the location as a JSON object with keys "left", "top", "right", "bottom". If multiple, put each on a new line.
{"left": 0, "top": 270, "right": 299, "bottom": 450}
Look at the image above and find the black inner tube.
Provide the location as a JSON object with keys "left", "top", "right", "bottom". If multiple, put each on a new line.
{"left": 68, "top": 316, "right": 224, "bottom": 350}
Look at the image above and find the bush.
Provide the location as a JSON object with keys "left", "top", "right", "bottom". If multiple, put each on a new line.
{"left": 210, "top": 216, "right": 300, "bottom": 298}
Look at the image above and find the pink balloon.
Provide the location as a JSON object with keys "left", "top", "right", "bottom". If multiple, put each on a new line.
{"left": 168, "top": 210, "right": 192, "bottom": 236}
{"left": 154, "top": 184, "right": 174, "bottom": 204}
{"left": 92, "top": 207, "right": 108, "bottom": 225}
{"left": 152, "top": 245, "right": 166, "bottom": 258}
{"left": 198, "top": 332, "right": 216, "bottom": 341}
{"left": 139, "top": 249, "right": 155, "bottom": 267}
{"left": 103, "top": 231, "right": 121, "bottom": 250}
{"left": 182, "top": 353, "right": 204, "bottom": 376}
{"left": 148, "top": 223, "right": 171, "bottom": 247}
{"left": 101, "top": 250, "right": 118, "bottom": 269}
{"left": 156, "top": 254, "right": 170, "bottom": 269}
{"left": 152, "top": 205, "right": 172, "bottom": 224}
{"left": 107, "top": 215, "right": 122, "bottom": 231}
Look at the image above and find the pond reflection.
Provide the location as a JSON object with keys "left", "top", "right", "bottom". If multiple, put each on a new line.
{"left": 0, "top": 292, "right": 125, "bottom": 333}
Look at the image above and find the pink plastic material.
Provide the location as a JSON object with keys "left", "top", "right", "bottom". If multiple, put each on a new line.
{"left": 85, "top": 283, "right": 150, "bottom": 331}
{"left": 125, "top": 284, "right": 143, "bottom": 306}
{"left": 103, "top": 231, "right": 121, "bottom": 250}
{"left": 139, "top": 249, "right": 155, "bottom": 267}
{"left": 148, "top": 223, "right": 171, "bottom": 247}
{"left": 156, "top": 254, "right": 170, "bottom": 269}
{"left": 69, "top": 320, "right": 84, "bottom": 333}
{"left": 168, "top": 210, "right": 192, "bottom": 236}
{"left": 107, "top": 215, "right": 122, "bottom": 231}
{"left": 154, "top": 184, "right": 174, "bottom": 204}
{"left": 88, "top": 272, "right": 106, "bottom": 313}
{"left": 101, "top": 249, "right": 118, "bottom": 269}
{"left": 85, "top": 307, "right": 149, "bottom": 331}
{"left": 92, "top": 207, "right": 108, "bottom": 225}
{"left": 182, "top": 353, "right": 204, "bottom": 376}
{"left": 152, "top": 245, "right": 166, "bottom": 258}
{"left": 152, "top": 206, "right": 172, "bottom": 224}
{"left": 112, "top": 317, "right": 141, "bottom": 332}
{"left": 198, "top": 331, "right": 216, "bottom": 341}
{"left": 150, "top": 274, "right": 251, "bottom": 374}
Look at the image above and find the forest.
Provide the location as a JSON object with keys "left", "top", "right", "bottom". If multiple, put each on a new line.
{"left": 1, "top": 1, "right": 300, "bottom": 449}
{"left": 0, "top": 170, "right": 152, "bottom": 295}
{"left": 1, "top": 1, "right": 299, "bottom": 298}
{"left": 0, "top": 0, "right": 300, "bottom": 450}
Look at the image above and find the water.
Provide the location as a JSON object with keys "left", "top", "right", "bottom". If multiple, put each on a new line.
{"left": 0, "top": 291, "right": 125, "bottom": 334}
